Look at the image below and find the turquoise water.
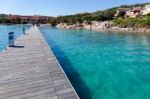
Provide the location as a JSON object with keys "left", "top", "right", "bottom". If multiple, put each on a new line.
{"left": 0, "top": 25, "right": 29, "bottom": 51}
{"left": 42, "top": 27, "right": 149, "bottom": 99}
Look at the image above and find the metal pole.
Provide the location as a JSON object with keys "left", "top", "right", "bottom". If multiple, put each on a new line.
{"left": 23, "top": 27, "right": 25, "bottom": 35}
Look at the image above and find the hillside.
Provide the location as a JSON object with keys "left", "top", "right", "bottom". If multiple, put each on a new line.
{"left": 49, "top": 3, "right": 150, "bottom": 26}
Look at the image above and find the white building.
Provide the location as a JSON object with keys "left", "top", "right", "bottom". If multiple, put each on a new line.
{"left": 142, "top": 4, "right": 150, "bottom": 15}
{"left": 125, "top": 7, "right": 143, "bottom": 18}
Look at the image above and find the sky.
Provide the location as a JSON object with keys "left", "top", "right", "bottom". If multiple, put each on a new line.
{"left": 0, "top": 0, "right": 149, "bottom": 16}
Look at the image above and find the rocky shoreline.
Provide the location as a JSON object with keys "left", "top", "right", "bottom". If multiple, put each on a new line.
{"left": 56, "top": 21, "right": 150, "bottom": 34}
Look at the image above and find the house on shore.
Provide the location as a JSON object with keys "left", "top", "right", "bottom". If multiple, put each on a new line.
{"left": 115, "top": 8, "right": 131, "bottom": 17}
{"left": 115, "top": 4, "right": 150, "bottom": 18}
{"left": 142, "top": 4, "right": 150, "bottom": 15}
{"left": 125, "top": 7, "right": 143, "bottom": 18}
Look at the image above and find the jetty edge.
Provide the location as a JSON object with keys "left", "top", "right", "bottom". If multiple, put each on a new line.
{"left": 0, "top": 26, "right": 80, "bottom": 99}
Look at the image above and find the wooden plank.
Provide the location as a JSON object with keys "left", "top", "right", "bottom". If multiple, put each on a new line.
{"left": 0, "top": 26, "right": 79, "bottom": 99}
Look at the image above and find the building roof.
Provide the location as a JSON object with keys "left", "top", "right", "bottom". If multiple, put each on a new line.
{"left": 117, "top": 8, "right": 131, "bottom": 11}
{"left": 132, "top": 6, "right": 144, "bottom": 11}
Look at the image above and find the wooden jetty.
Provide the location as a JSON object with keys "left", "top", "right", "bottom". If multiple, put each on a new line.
{"left": 0, "top": 26, "right": 79, "bottom": 99}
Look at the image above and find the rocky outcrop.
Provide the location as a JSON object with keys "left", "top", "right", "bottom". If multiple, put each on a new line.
{"left": 111, "top": 26, "right": 150, "bottom": 33}
{"left": 91, "top": 21, "right": 113, "bottom": 30}
{"left": 56, "top": 23, "right": 67, "bottom": 29}
{"left": 56, "top": 21, "right": 150, "bottom": 33}
{"left": 82, "top": 23, "right": 91, "bottom": 30}
{"left": 111, "top": 26, "right": 133, "bottom": 31}
{"left": 56, "top": 23, "right": 82, "bottom": 29}
{"left": 56, "top": 21, "right": 113, "bottom": 30}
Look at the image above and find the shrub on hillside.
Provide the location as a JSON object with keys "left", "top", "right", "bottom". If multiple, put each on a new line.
{"left": 112, "top": 16, "right": 150, "bottom": 28}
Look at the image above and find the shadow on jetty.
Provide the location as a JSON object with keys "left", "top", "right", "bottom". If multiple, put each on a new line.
{"left": 47, "top": 39, "right": 92, "bottom": 99}
{"left": 10, "top": 45, "right": 24, "bottom": 48}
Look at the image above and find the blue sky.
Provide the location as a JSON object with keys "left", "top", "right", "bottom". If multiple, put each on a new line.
{"left": 0, "top": 0, "right": 149, "bottom": 16}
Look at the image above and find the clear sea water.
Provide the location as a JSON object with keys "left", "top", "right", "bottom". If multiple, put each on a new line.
{"left": 40, "top": 27, "right": 150, "bottom": 99}
{"left": 0, "top": 25, "right": 29, "bottom": 51}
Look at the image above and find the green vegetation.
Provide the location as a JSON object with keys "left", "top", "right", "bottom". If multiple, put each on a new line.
{"left": 48, "top": 3, "right": 149, "bottom": 26}
{"left": 48, "top": 2, "right": 150, "bottom": 31}
{"left": 0, "top": 14, "right": 6, "bottom": 23}
{"left": 112, "top": 15, "right": 150, "bottom": 28}
{"left": 0, "top": 14, "right": 51, "bottom": 24}
{"left": 0, "top": 19, "right": 24, "bottom": 24}
{"left": 50, "top": 8, "right": 117, "bottom": 26}
{"left": 0, "top": 14, "right": 25, "bottom": 24}
{"left": 0, "top": 3, "right": 150, "bottom": 27}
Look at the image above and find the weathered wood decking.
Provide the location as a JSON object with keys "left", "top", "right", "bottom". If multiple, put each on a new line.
{"left": 0, "top": 26, "right": 79, "bottom": 99}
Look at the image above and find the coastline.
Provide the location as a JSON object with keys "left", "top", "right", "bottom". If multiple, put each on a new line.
{"left": 55, "top": 21, "right": 150, "bottom": 34}
{"left": 1, "top": 23, "right": 150, "bottom": 34}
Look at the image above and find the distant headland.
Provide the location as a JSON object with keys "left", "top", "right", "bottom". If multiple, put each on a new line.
{"left": 0, "top": 14, "right": 53, "bottom": 24}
